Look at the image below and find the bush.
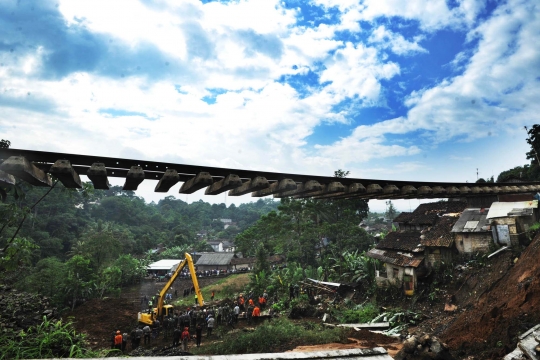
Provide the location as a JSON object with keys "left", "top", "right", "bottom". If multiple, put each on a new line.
{"left": 334, "top": 302, "right": 379, "bottom": 323}
{"left": 194, "top": 318, "right": 349, "bottom": 355}
{"left": 0, "top": 316, "right": 106, "bottom": 359}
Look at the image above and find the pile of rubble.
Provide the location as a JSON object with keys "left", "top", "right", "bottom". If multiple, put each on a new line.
{"left": 0, "top": 285, "right": 56, "bottom": 332}
{"left": 395, "top": 334, "right": 455, "bottom": 360}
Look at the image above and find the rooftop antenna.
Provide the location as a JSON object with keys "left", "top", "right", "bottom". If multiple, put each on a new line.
{"left": 524, "top": 126, "right": 540, "bottom": 166}
{"left": 476, "top": 168, "right": 479, "bottom": 180}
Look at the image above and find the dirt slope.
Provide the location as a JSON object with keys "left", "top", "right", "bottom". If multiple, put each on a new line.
{"left": 441, "top": 233, "right": 540, "bottom": 359}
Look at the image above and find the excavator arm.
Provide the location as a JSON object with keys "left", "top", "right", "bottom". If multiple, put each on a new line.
{"left": 139, "top": 252, "right": 204, "bottom": 325}
{"left": 155, "top": 252, "right": 204, "bottom": 315}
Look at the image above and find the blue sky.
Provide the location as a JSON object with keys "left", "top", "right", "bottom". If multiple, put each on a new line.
{"left": 0, "top": 0, "right": 538, "bottom": 212}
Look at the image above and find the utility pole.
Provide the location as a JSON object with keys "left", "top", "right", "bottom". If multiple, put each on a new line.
{"left": 476, "top": 168, "right": 479, "bottom": 180}
{"left": 524, "top": 126, "right": 540, "bottom": 166}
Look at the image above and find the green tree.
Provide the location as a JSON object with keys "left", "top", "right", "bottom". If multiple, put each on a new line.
{"left": 63, "top": 255, "right": 95, "bottom": 310}
{"left": 0, "top": 139, "right": 10, "bottom": 148}
{"left": 385, "top": 201, "right": 397, "bottom": 221}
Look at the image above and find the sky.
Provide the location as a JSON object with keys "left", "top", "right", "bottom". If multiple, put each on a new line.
{"left": 0, "top": 0, "right": 539, "bottom": 212}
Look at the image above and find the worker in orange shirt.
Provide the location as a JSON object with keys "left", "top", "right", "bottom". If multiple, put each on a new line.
{"left": 252, "top": 305, "right": 260, "bottom": 324}
{"left": 114, "top": 330, "right": 123, "bottom": 351}
{"left": 258, "top": 295, "right": 266, "bottom": 309}
{"left": 238, "top": 296, "right": 245, "bottom": 310}
{"left": 248, "top": 298, "right": 254, "bottom": 306}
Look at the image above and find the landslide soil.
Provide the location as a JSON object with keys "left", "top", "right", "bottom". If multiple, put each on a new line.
{"left": 66, "top": 234, "right": 540, "bottom": 359}
{"left": 439, "top": 233, "right": 540, "bottom": 359}
{"left": 67, "top": 276, "right": 225, "bottom": 349}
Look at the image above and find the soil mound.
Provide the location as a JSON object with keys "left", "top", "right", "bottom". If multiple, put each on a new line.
{"left": 67, "top": 297, "right": 138, "bottom": 348}
{"left": 441, "top": 233, "right": 540, "bottom": 359}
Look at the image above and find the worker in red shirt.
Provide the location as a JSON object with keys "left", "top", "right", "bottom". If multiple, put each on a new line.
{"left": 180, "top": 327, "right": 190, "bottom": 351}
{"left": 248, "top": 298, "right": 254, "bottom": 306}
{"left": 114, "top": 330, "right": 123, "bottom": 351}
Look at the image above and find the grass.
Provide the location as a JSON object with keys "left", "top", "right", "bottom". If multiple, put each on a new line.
{"left": 174, "top": 273, "right": 250, "bottom": 307}
{"left": 192, "top": 317, "right": 350, "bottom": 355}
{"left": 0, "top": 316, "right": 109, "bottom": 359}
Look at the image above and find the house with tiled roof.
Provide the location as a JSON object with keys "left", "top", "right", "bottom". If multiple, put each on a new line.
{"left": 368, "top": 200, "right": 467, "bottom": 294}
{"left": 367, "top": 231, "right": 426, "bottom": 292}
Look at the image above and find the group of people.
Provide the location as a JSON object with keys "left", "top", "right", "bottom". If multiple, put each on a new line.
{"left": 120, "top": 289, "right": 274, "bottom": 353}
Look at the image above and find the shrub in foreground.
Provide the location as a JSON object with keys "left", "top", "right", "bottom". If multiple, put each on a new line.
{"left": 195, "top": 317, "right": 349, "bottom": 355}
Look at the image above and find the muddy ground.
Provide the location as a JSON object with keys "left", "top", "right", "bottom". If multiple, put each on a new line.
{"left": 66, "top": 234, "right": 540, "bottom": 358}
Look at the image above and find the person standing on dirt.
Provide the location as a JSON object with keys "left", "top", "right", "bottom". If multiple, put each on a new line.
{"left": 130, "top": 327, "right": 137, "bottom": 350}
{"left": 252, "top": 305, "right": 261, "bottom": 324}
{"left": 194, "top": 293, "right": 198, "bottom": 305}
{"left": 211, "top": 290, "right": 215, "bottom": 301}
{"left": 207, "top": 315, "right": 215, "bottom": 337}
{"left": 246, "top": 303, "right": 254, "bottom": 325}
{"left": 181, "top": 326, "right": 191, "bottom": 351}
{"left": 114, "top": 330, "right": 123, "bottom": 351}
{"left": 196, "top": 323, "right": 203, "bottom": 347}
{"left": 191, "top": 308, "right": 198, "bottom": 327}
{"left": 148, "top": 298, "right": 153, "bottom": 313}
{"left": 154, "top": 318, "right": 161, "bottom": 338}
{"left": 217, "top": 305, "right": 223, "bottom": 326}
{"left": 172, "top": 326, "right": 181, "bottom": 347}
{"left": 135, "top": 327, "right": 143, "bottom": 349}
{"left": 143, "top": 324, "right": 151, "bottom": 345}
{"left": 234, "top": 304, "right": 240, "bottom": 323}
{"left": 121, "top": 332, "right": 128, "bottom": 353}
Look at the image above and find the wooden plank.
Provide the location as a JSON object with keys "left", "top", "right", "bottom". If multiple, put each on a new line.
{"left": 123, "top": 166, "right": 145, "bottom": 190}
{"left": 0, "top": 169, "right": 16, "bottom": 187}
{"left": 49, "top": 159, "right": 82, "bottom": 189}
{"left": 0, "top": 156, "right": 52, "bottom": 187}
{"left": 179, "top": 172, "right": 213, "bottom": 194}
{"left": 383, "top": 185, "right": 399, "bottom": 195}
{"left": 228, "top": 176, "right": 269, "bottom": 196}
{"left": 252, "top": 178, "right": 296, "bottom": 197}
{"left": 205, "top": 174, "right": 242, "bottom": 195}
{"left": 87, "top": 163, "right": 109, "bottom": 190}
{"left": 294, "top": 182, "right": 345, "bottom": 198}
{"left": 337, "top": 322, "right": 390, "bottom": 329}
{"left": 155, "top": 169, "right": 180, "bottom": 192}
{"left": 274, "top": 180, "right": 324, "bottom": 198}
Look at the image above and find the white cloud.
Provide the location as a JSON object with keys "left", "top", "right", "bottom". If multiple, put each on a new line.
{"left": 317, "top": 0, "right": 540, "bottom": 163}
{"left": 369, "top": 25, "right": 427, "bottom": 56}
{"left": 1, "top": 0, "right": 537, "bottom": 212}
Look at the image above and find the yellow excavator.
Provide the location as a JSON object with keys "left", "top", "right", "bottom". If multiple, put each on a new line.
{"left": 138, "top": 252, "right": 203, "bottom": 325}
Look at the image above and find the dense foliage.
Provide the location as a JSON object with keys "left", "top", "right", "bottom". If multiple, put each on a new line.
{"left": 0, "top": 181, "right": 278, "bottom": 308}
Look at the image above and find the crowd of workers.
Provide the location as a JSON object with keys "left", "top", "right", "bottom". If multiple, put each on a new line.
{"left": 114, "top": 290, "right": 273, "bottom": 353}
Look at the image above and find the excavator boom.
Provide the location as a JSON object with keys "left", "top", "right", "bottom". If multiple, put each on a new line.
{"left": 138, "top": 252, "right": 203, "bottom": 325}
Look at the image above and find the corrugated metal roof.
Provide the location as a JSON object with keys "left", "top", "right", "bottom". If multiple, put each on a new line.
{"left": 452, "top": 208, "right": 491, "bottom": 233}
{"left": 148, "top": 259, "right": 181, "bottom": 271}
{"left": 486, "top": 201, "right": 538, "bottom": 219}
{"left": 367, "top": 248, "right": 424, "bottom": 268}
{"left": 196, "top": 253, "right": 235, "bottom": 266}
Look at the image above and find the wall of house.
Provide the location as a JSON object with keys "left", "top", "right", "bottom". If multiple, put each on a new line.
{"left": 493, "top": 218, "right": 519, "bottom": 246}
{"left": 197, "top": 264, "right": 230, "bottom": 271}
{"left": 424, "top": 247, "right": 453, "bottom": 267}
{"left": 455, "top": 233, "right": 493, "bottom": 253}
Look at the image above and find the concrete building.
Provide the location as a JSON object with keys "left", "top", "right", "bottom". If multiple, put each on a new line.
{"left": 487, "top": 200, "right": 539, "bottom": 247}
{"left": 451, "top": 208, "right": 493, "bottom": 254}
